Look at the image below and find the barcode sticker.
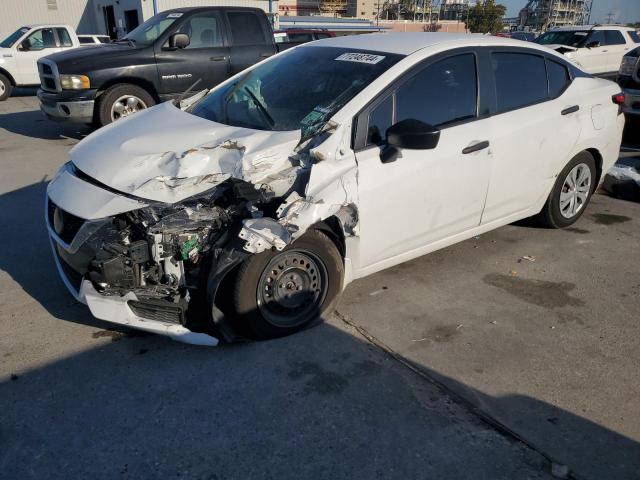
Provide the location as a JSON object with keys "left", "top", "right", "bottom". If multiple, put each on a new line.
{"left": 335, "top": 52, "right": 385, "bottom": 64}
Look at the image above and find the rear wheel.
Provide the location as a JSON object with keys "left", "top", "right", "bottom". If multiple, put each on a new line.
{"left": 231, "top": 229, "right": 344, "bottom": 340}
{"left": 0, "top": 73, "right": 12, "bottom": 101}
{"left": 537, "top": 151, "right": 596, "bottom": 228}
{"left": 95, "top": 83, "right": 155, "bottom": 127}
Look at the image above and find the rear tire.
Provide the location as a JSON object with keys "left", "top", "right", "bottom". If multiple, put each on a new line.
{"left": 537, "top": 151, "right": 596, "bottom": 228}
{"left": 0, "top": 73, "right": 12, "bottom": 101}
{"left": 95, "top": 83, "right": 155, "bottom": 127}
{"left": 231, "top": 229, "right": 344, "bottom": 340}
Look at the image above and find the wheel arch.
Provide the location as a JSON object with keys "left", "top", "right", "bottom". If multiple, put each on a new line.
{"left": 584, "top": 148, "right": 604, "bottom": 190}
{"left": 96, "top": 77, "right": 160, "bottom": 103}
{"left": 0, "top": 67, "right": 16, "bottom": 86}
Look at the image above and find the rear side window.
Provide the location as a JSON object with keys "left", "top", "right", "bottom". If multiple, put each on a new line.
{"left": 288, "top": 33, "right": 313, "bottom": 42}
{"left": 628, "top": 31, "right": 640, "bottom": 43}
{"left": 228, "top": 12, "right": 266, "bottom": 45}
{"left": 78, "top": 37, "right": 93, "bottom": 44}
{"left": 396, "top": 53, "right": 477, "bottom": 128}
{"left": 178, "top": 12, "right": 223, "bottom": 48}
{"left": 56, "top": 28, "right": 72, "bottom": 47}
{"left": 492, "top": 52, "right": 547, "bottom": 112}
{"left": 546, "top": 59, "right": 571, "bottom": 98}
{"left": 605, "top": 30, "right": 626, "bottom": 46}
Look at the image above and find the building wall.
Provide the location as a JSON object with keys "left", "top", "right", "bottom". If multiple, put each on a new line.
{"left": 0, "top": 0, "right": 98, "bottom": 36}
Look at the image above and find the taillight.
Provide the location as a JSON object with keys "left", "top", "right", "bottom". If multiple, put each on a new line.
{"left": 612, "top": 92, "right": 626, "bottom": 105}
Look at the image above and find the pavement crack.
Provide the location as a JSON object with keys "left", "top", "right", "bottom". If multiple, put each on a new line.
{"left": 333, "top": 309, "right": 581, "bottom": 480}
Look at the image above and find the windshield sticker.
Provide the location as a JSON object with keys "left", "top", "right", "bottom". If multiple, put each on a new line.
{"left": 166, "top": 13, "right": 183, "bottom": 18}
{"left": 335, "top": 52, "right": 385, "bottom": 64}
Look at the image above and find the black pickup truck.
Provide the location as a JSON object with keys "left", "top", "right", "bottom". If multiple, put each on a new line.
{"left": 37, "top": 7, "right": 277, "bottom": 126}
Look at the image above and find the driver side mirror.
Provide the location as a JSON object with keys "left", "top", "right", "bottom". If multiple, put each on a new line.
{"left": 168, "top": 33, "right": 190, "bottom": 49}
{"left": 380, "top": 119, "right": 441, "bottom": 164}
{"left": 586, "top": 40, "right": 600, "bottom": 49}
{"left": 20, "top": 40, "right": 42, "bottom": 51}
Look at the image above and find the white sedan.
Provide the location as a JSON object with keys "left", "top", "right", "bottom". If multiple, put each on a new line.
{"left": 46, "top": 33, "right": 625, "bottom": 345}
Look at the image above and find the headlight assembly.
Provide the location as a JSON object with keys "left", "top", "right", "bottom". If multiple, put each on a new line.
{"left": 60, "top": 74, "right": 90, "bottom": 90}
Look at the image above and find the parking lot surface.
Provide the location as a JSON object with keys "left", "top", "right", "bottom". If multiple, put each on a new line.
{"left": 1, "top": 95, "right": 639, "bottom": 479}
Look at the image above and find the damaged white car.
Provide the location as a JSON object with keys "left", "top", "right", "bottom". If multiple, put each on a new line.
{"left": 46, "top": 33, "right": 625, "bottom": 346}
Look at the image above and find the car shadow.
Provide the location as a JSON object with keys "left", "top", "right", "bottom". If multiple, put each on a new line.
{"left": 0, "top": 107, "right": 91, "bottom": 141}
{"left": 1, "top": 180, "right": 639, "bottom": 479}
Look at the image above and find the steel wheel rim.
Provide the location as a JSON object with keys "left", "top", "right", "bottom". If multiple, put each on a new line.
{"left": 0, "top": 81, "right": 5, "bottom": 94}
{"left": 110, "top": 95, "right": 147, "bottom": 121}
{"left": 559, "top": 163, "right": 591, "bottom": 219}
{"left": 257, "top": 250, "right": 328, "bottom": 328}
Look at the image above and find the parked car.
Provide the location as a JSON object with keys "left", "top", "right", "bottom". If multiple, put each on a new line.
{"left": 273, "top": 29, "right": 335, "bottom": 44}
{"left": 37, "top": 7, "right": 277, "bottom": 127}
{"left": 536, "top": 25, "right": 640, "bottom": 77}
{"left": 0, "top": 24, "right": 86, "bottom": 101}
{"left": 617, "top": 46, "right": 640, "bottom": 151}
{"left": 77, "top": 34, "right": 112, "bottom": 45}
{"left": 45, "top": 33, "right": 624, "bottom": 345}
{"left": 495, "top": 31, "right": 537, "bottom": 42}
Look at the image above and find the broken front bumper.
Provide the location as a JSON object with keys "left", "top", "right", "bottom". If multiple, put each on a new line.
{"left": 45, "top": 193, "right": 219, "bottom": 347}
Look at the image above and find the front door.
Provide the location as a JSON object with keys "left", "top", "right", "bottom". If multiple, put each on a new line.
{"left": 355, "top": 52, "right": 491, "bottom": 270}
{"left": 155, "top": 11, "right": 230, "bottom": 96}
{"left": 15, "top": 28, "right": 60, "bottom": 84}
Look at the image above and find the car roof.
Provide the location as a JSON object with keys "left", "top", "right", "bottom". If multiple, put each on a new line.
{"left": 308, "top": 32, "right": 551, "bottom": 55}
{"left": 164, "top": 6, "right": 262, "bottom": 13}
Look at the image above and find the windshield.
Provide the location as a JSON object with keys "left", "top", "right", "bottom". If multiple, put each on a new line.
{"left": 190, "top": 47, "right": 403, "bottom": 138}
{"left": 122, "top": 12, "right": 180, "bottom": 45}
{"left": 0, "top": 27, "right": 29, "bottom": 48}
{"left": 536, "top": 30, "right": 589, "bottom": 47}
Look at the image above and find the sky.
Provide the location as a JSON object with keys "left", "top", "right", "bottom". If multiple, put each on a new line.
{"left": 500, "top": 0, "right": 640, "bottom": 24}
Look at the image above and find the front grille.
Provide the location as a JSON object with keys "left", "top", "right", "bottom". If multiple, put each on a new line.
{"left": 48, "top": 199, "right": 85, "bottom": 244}
{"left": 43, "top": 78, "right": 56, "bottom": 90}
{"left": 128, "top": 300, "right": 185, "bottom": 325}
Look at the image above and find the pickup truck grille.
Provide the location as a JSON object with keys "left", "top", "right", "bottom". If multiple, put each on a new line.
{"left": 38, "top": 59, "right": 61, "bottom": 92}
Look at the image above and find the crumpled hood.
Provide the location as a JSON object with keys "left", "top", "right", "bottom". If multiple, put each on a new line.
{"left": 70, "top": 102, "right": 301, "bottom": 204}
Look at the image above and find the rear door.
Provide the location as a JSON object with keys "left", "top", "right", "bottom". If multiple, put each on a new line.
{"left": 225, "top": 10, "right": 275, "bottom": 76}
{"left": 355, "top": 51, "right": 492, "bottom": 268}
{"left": 481, "top": 50, "right": 581, "bottom": 223}
{"left": 604, "top": 30, "right": 630, "bottom": 73}
{"left": 155, "top": 11, "right": 230, "bottom": 95}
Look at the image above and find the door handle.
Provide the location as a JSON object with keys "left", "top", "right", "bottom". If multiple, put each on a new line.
{"left": 462, "top": 140, "right": 489, "bottom": 154}
{"left": 209, "top": 56, "right": 227, "bottom": 62}
{"left": 561, "top": 105, "right": 580, "bottom": 115}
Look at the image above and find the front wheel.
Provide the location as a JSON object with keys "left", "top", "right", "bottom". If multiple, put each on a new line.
{"left": 95, "top": 83, "right": 155, "bottom": 127}
{"left": 231, "top": 229, "right": 344, "bottom": 340}
{"left": 537, "top": 151, "right": 596, "bottom": 228}
{"left": 0, "top": 73, "right": 12, "bottom": 101}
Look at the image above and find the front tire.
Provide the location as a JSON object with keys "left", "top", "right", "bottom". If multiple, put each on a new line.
{"left": 95, "top": 83, "right": 155, "bottom": 127}
{"left": 0, "top": 73, "right": 12, "bottom": 101}
{"left": 537, "top": 151, "right": 596, "bottom": 228}
{"left": 231, "top": 229, "right": 344, "bottom": 340}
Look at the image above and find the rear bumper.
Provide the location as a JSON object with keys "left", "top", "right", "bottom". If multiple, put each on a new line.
{"left": 37, "top": 88, "right": 97, "bottom": 123}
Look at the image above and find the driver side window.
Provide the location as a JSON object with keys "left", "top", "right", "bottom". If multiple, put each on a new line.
{"left": 24, "top": 28, "right": 56, "bottom": 49}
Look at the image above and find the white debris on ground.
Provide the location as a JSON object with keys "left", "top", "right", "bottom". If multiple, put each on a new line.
{"left": 602, "top": 158, "right": 640, "bottom": 202}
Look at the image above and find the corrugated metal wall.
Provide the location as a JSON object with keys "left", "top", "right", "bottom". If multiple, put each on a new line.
{"left": 0, "top": 0, "right": 99, "bottom": 36}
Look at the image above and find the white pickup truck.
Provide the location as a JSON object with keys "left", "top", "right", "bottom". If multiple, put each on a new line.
{"left": 536, "top": 25, "right": 640, "bottom": 78}
{"left": 0, "top": 24, "right": 85, "bottom": 100}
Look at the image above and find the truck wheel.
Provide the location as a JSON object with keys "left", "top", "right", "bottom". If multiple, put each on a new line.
{"left": 0, "top": 73, "right": 12, "bottom": 101}
{"left": 231, "top": 229, "right": 344, "bottom": 340}
{"left": 96, "top": 83, "right": 155, "bottom": 127}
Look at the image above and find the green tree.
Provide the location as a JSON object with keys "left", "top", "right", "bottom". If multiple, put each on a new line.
{"left": 466, "top": 0, "right": 507, "bottom": 34}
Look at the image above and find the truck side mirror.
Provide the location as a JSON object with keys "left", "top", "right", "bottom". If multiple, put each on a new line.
{"left": 586, "top": 40, "right": 600, "bottom": 49}
{"left": 168, "top": 33, "right": 190, "bottom": 49}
